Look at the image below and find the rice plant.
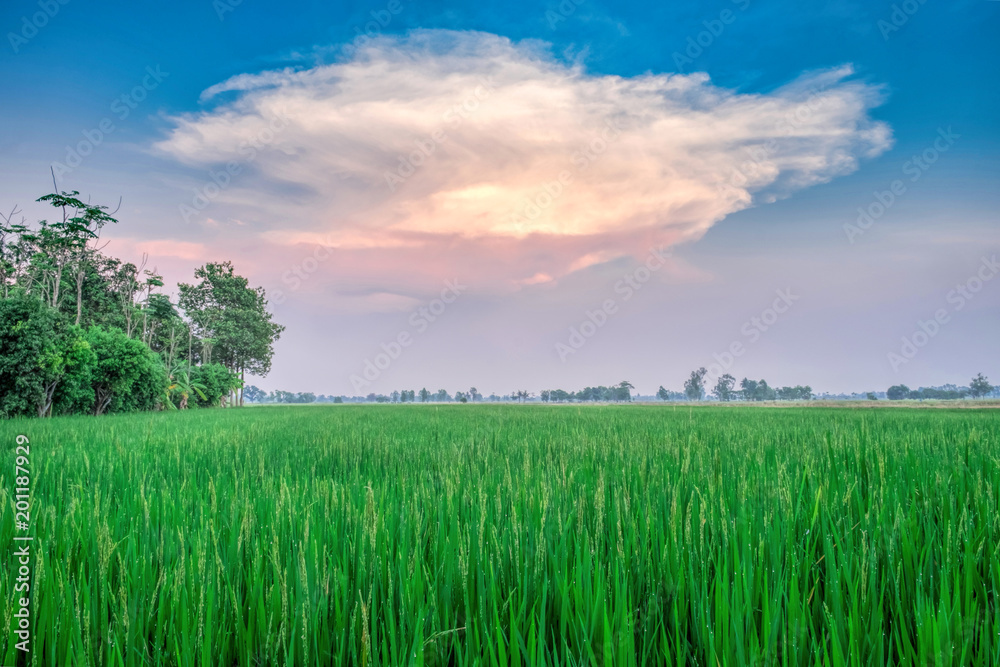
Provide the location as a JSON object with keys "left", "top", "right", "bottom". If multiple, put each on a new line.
{"left": 1, "top": 404, "right": 998, "bottom": 665}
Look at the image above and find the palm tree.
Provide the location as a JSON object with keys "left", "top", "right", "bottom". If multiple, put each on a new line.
{"left": 167, "top": 363, "right": 207, "bottom": 410}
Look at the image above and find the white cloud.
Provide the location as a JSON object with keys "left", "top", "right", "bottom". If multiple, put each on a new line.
{"left": 155, "top": 29, "right": 891, "bottom": 290}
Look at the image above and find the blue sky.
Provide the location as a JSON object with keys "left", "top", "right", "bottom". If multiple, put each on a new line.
{"left": 1, "top": 0, "right": 997, "bottom": 395}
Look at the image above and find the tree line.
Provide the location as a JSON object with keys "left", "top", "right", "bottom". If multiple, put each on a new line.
{"left": 243, "top": 371, "right": 998, "bottom": 406}
{"left": 886, "top": 374, "right": 994, "bottom": 400}
{"left": 674, "top": 369, "right": 813, "bottom": 402}
{"left": 0, "top": 190, "right": 283, "bottom": 418}
{"left": 674, "top": 368, "right": 995, "bottom": 402}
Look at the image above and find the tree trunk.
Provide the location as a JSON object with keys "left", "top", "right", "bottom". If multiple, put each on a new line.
{"left": 51, "top": 265, "right": 62, "bottom": 309}
{"left": 94, "top": 388, "right": 112, "bottom": 416}
{"left": 38, "top": 380, "right": 58, "bottom": 418}
{"left": 75, "top": 268, "right": 84, "bottom": 326}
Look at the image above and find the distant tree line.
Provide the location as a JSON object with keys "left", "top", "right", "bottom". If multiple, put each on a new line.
{"left": 669, "top": 368, "right": 813, "bottom": 402}
{"left": 540, "top": 382, "right": 635, "bottom": 402}
{"left": 0, "top": 189, "right": 282, "bottom": 418}
{"left": 885, "top": 374, "right": 994, "bottom": 401}
{"left": 243, "top": 372, "right": 997, "bottom": 406}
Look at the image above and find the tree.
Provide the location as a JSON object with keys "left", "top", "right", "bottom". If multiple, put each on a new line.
{"left": 419, "top": 388, "right": 430, "bottom": 403}
{"left": 38, "top": 325, "right": 94, "bottom": 417}
{"left": 0, "top": 296, "right": 61, "bottom": 417}
{"left": 191, "top": 363, "right": 241, "bottom": 408}
{"left": 614, "top": 380, "right": 635, "bottom": 402}
{"left": 86, "top": 326, "right": 168, "bottom": 415}
{"left": 37, "top": 190, "right": 120, "bottom": 323}
{"left": 548, "top": 389, "right": 570, "bottom": 402}
{"left": 886, "top": 384, "right": 910, "bottom": 401}
{"left": 969, "top": 373, "right": 993, "bottom": 399}
{"left": 167, "top": 363, "right": 207, "bottom": 410}
{"left": 178, "top": 262, "right": 284, "bottom": 406}
{"left": 243, "top": 384, "right": 265, "bottom": 403}
{"left": 684, "top": 368, "right": 708, "bottom": 401}
{"left": 712, "top": 374, "right": 736, "bottom": 402}
{"left": 777, "top": 385, "right": 813, "bottom": 401}
{"left": 740, "top": 378, "right": 776, "bottom": 401}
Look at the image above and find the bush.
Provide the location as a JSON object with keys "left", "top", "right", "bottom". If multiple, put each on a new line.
{"left": 86, "top": 326, "right": 169, "bottom": 415}
{"left": 0, "top": 296, "right": 96, "bottom": 417}
{"left": 191, "top": 363, "right": 238, "bottom": 408}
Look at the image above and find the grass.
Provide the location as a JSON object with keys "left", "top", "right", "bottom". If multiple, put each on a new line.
{"left": 1, "top": 404, "right": 999, "bottom": 665}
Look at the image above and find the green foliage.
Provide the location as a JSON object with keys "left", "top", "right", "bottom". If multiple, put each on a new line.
{"left": 2, "top": 405, "right": 999, "bottom": 665}
{"left": 2, "top": 191, "right": 283, "bottom": 419}
{"left": 712, "top": 373, "right": 736, "bottom": 401}
{"left": 269, "top": 390, "right": 317, "bottom": 404}
{"left": 543, "top": 385, "right": 634, "bottom": 402}
{"left": 190, "top": 362, "right": 240, "bottom": 408}
{"left": 907, "top": 386, "right": 969, "bottom": 400}
{"left": 0, "top": 295, "right": 60, "bottom": 417}
{"left": 887, "top": 384, "right": 910, "bottom": 400}
{"left": 49, "top": 327, "right": 97, "bottom": 416}
{"left": 776, "top": 384, "right": 813, "bottom": 401}
{"left": 86, "top": 326, "right": 168, "bottom": 414}
{"left": 969, "top": 373, "right": 993, "bottom": 398}
{"left": 178, "top": 261, "right": 284, "bottom": 378}
{"left": 684, "top": 367, "right": 708, "bottom": 400}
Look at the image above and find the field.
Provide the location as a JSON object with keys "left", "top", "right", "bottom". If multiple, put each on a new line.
{"left": 2, "top": 405, "right": 999, "bottom": 666}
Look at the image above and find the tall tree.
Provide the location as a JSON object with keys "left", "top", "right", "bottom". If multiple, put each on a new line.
{"left": 712, "top": 374, "right": 736, "bottom": 402}
{"left": 886, "top": 384, "right": 910, "bottom": 401}
{"left": 178, "top": 262, "right": 284, "bottom": 406}
{"left": 615, "top": 380, "right": 635, "bottom": 402}
{"left": 969, "top": 373, "right": 993, "bottom": 398}
{"left": 35, "top": 190, "right": 119, "bottom": 324}
{"left": 684, "top": 368, "right": 708, "bottom": 401}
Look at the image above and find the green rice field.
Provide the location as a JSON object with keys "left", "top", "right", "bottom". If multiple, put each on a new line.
{"left": 2, "top": 404, "right": 999, "bottom": 665}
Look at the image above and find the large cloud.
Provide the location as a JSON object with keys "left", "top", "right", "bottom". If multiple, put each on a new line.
{"left": 154, "top": 29, "right": 891, "bottom": 298}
